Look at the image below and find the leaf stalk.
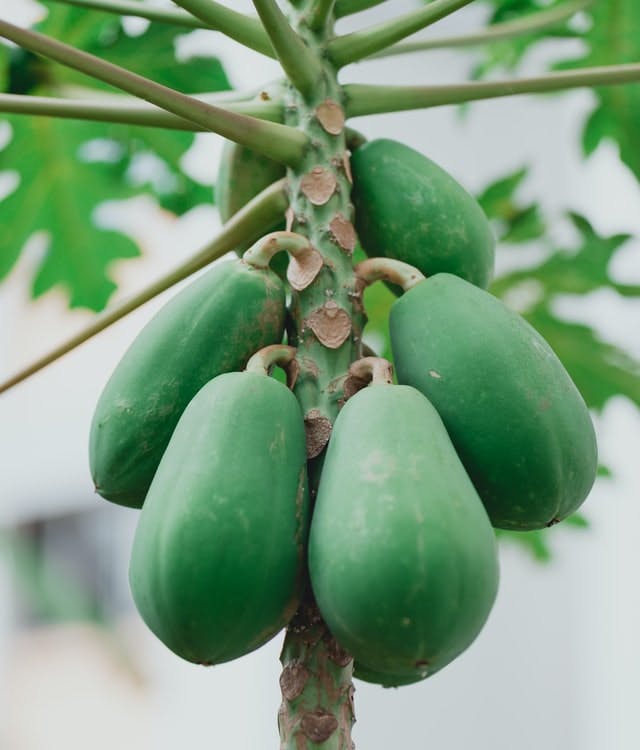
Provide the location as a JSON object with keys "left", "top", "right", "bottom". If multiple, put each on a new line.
{"left": 45, "top": 0, "right": 206, "bottom": 29}
{"left": 0, "top": 180, "right": 289, "bottom": 395}
{"left": 251, "top": 0, "right": 323, "bottom": 99}
{"left": 328, "top": 0, "right": 475, "bottom": 67}
{"left": 0, "top": 92, "right": 283, "bottom": 129}
{"left": 344, "top": 63, "right": 640, "bottom": 116}
{"left": 0, "top": 19, "right": 307, "bottom": 165}
{"left": 369, "top": 0, "right": 594, "bottom": 59}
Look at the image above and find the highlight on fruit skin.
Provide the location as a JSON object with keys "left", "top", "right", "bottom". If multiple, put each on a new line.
{"left": 89, "top": 260, "right": 286, "bottom": 509}
{"left": 129, "top": 371, "right": 309, "bottom": 665}
{"left": 390, "top": 273, "right": 598, "bottom": 530}
{"left": 308, "top": 382, "right": 499, "bottom": 687}
{"left": 351, "top": 138, "right": 495, "bottom": 291}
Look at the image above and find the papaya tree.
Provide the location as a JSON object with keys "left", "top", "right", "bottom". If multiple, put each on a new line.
{"left": 1, "top": 1, "right": 639, "bottom": 747}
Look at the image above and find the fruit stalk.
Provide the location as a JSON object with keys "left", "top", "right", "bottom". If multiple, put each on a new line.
{"left": 274, "top": 0, "right": 362, "bottom": 747}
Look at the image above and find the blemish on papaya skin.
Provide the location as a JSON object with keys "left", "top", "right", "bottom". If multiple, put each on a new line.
{"left": 547, "top": 517, "right": 561, "bottom": 527}
{"left": 360, "top": 449, "right": 395, "bottom": 482}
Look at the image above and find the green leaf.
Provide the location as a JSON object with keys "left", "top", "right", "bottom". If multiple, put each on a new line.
{"left": 496, "top": 527, "right": 553, "bottom": 563}
{"left": 522, "top": 311, "right": 640, "bottom": 411}
{"left": 1, "top": 6, "right": 231, "bottom": 310}
{"left": 0, "top": 116, "right": 139, "bottom": 310}
{"left": 554, "top": 1, "right": 640, "bottom": 181}
{"left": 492, "top": 212, "right": 640, "bottom": 298}
{"left": 477, "top": 166, "right": 546, "bottom": 243}
{"left": 472, "top": 0, "right": 581, "bottom": 76}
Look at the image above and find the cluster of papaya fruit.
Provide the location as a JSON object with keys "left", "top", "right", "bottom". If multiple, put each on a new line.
{"left": 90, "top": 137, "right": 597, "bottom": 687}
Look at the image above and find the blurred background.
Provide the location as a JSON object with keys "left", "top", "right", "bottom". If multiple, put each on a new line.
{"left": 1, "top": 1, "right": 639, "bottom": 748}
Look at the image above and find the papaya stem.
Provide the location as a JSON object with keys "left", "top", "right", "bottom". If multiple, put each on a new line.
{"left": 243, "top": 231, "right": 324, "bottom": 291}
{"left": 355, "top": 257, "right": 425, "bottom": 291}
{"left": 0, "top": 20, "right": 307, "bottom": 166}
{"left": 245, "top": 345, "right": 298, "bottom": 381}
{"left": 0, "top": 179, "right": 289, "bottom": 396}
{"left": 244, "top": 231, "right": 314, "bottom": 268}
{"left": 344, "top": 62, "right": 640, "bottom": 116}
{"left": 328, "top": 0, "right": 475, "bottom": 67}
{"left": 278, "top": 597, "right": 355, "bottom": 750}
{"left": 273, "top": 0, "right": 359, "bottom": 746}
{"left": 251, "top": 0, "right": 324, "bottom": 100}
{"left": 367, "top": 0, "right": 593, "bottom": 59}
{"left": 348, "top": 357, "right": 394, "bottom": 386}
{"left": 0, "top": 92, "right": 282, "bottom": 129}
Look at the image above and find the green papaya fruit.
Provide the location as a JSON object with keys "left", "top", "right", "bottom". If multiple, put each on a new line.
{"left": 351, "top": 139, "right": 495, "bottom": 291}
{"left": 216, "top": 140, "right": 288, "bottom": 278}
{"left": 390, "top": 274, "right": 598, "bottom": 530}
{"left": 129, "top": 371, "right": 309, "bottom": 665}
{"left": 308, "top": 384, "right": 499, "bottom": 686}
{"left": 90, "top": 260, "right": 286, "bottom": 509}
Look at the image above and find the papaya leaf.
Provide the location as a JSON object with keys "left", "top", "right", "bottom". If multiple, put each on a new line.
{"left": 0, "top": 5, "right": 230, "bottom": 311}
{"left": 477, "top": 166, "right": 546, "bottom": 243}
{"left": 520, "top": 311, "right": 640, "bottom": 411}
{"left": 480, "top": 1, "right": 640, "bottom": 182}
{"left": 492, "top": 212, "right": 640, "bottom": 298}
{"left": 553, "top": 1, "right": 640, "bottom": 182}
{"left": 471, "top": 0, "right": 582, "bottom": 77}
{"left": 0, "top": 116, "right": 140, "bottom": 310}
{"left": 496, "top": 527, "right": 553, "bottom": 562}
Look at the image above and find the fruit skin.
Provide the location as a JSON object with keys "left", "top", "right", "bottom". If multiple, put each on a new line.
{"left": 217, "top": 140, "right": 286, "bottom": 233}
{"left": 308, "top": 384, "right": 499, "bottom": 686}
{"left": 390, "top": 273, "right": 598, "bottom": 530}
{"left": 129, "top": 371, "right": 309, "bottom": 665}
{"left": 216, "top": 141, "right": 288, "bottom": 278}
{"left": 90, "top": 261, "right": 286, "bottom": 509}
{"left": 351, "top": 139, "right": 495, "bottom": 290}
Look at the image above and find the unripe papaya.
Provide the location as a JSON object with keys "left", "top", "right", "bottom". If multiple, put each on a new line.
{"left": 351, "top": 139, "right": 495, "bottom": 290}
{"left": 308, "top": 384, "right": 499, "bottom": 686}
{"left": 217, "top": 140, "right": 286, "bottom": 237}
{"left": 390, "top": 274, "right": 598, "bottom": 530}
{"left": 90, "top": 261, "right": 286, "bottom": 509}
{"left": 129, "top": 371, "right": 309, "bottom": 665}
{"left": 216, "top": 141, "right": 288, "bottom": 278}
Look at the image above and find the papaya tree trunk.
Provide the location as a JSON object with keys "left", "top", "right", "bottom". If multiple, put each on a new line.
{"left": 273, "top": 0, "right": 363, "bottom": 747}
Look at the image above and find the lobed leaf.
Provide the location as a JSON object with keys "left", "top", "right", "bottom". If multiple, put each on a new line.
{"left": 0, "top": 5, "right": 230, "bottom": 311}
